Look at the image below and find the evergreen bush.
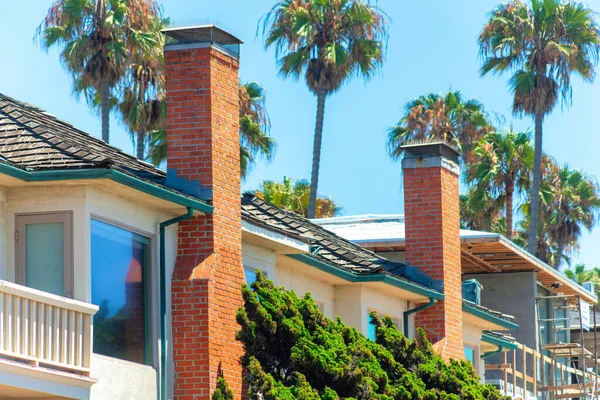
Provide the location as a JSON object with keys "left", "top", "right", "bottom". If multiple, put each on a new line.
{"left": 234, "top": 271, "right": 507, "bottom": 399}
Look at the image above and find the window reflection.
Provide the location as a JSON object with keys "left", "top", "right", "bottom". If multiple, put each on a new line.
{"left": 91, "top": 219, "right": 150, "bottom": 364}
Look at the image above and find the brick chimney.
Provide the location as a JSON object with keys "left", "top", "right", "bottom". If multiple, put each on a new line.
{"left": 164, "top": 26, "right": 244, "bottom": 398}
{"left": 402, "top": 142, "right": 464, "bottom": 361}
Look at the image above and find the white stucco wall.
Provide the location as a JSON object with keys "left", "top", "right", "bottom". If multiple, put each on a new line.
{"left": 90, "top": 354, "right": 157, "bottom": 400}
{"left": 463, "top": 321, "right": 484, "bottom": 379}
{"left": 243, "top": 242, "right": 276, "bottom": 279}
{"left": 275, "top": 257, "right": 336, "bottom": 319}
{"left": 0, "top": 183, "right": 181, "bottom": 399}
{"left": 333, "top": 284, "right": 409, "bottom": 336}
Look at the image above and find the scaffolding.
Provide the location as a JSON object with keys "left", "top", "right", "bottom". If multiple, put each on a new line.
{"left": 536, "top": 295, "right": 599, "bottom": 400}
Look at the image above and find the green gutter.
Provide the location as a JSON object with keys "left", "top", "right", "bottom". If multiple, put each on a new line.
{"left": 463, "top": 302, "right": 519, "bottom": 330}
{"left": 403, "top": 298, "right": 435, "bottom": 337}
{"left": 159, "top": 208, "right": 195, "bottom": 400}
{"left": 287, "top": 254, "right": 444, "bottom": 300}
{"left": 0, "top": 164, "right": 213, "bottom": 213}
{"left": 481, "top": 347, "right": 504, "bottom": 359}
{"left": 482, "top": 333, "right": 518, "bottom": 351}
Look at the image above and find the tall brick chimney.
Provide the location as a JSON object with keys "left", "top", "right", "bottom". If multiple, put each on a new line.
{"left": 402, "top": 142, "right": 464, "bottom": 361}
{"left": 163, "top": 26, "right": 244, "bottom": 398}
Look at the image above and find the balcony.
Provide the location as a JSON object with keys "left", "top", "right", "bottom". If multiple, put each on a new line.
{"left": 0, "top": 279, "right": 98, "bottom": 398}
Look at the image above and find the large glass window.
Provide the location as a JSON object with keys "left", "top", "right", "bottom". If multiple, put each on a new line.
{"left": 91, "top": 219, "right": 151, "bottom": 365}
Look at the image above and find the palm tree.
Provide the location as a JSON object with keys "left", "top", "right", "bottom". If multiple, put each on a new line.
{"left": 38, "top": 0, "right": 160, "bottom": 143}
{"left": 255, "top": 177, "right": 341, "bottom": 218}
{"left": 565, "top": 264, "right": 600, "bottom": 290}
{"left": 543, "top": 164, "right": 600, "bottom": 268}
{"left": 238, "top": 82, "right": 276, "bottom": 179}
{"left": 147, "top": 82, "right": 275, "bottom": 179}
{"left": 263, "top": 0, "right": 388, "bottom": 218}
{"left": 388, "top": 91, "right": 492, "bottom": 163}
{"left": 479, "top": 0, "right": 600, "bottom": 256}
{"left": 460, "top": 190, "right": 505, "bottom": 234}
{"left": 466, "top": 130, "right": 533, "bottom": 238}
{"left": 120, "top": 12, "right": 167, "bottom": 159}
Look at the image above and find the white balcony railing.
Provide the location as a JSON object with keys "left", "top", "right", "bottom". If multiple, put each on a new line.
{"left": 0, "top": 280, "right": 98, "bottom": 376}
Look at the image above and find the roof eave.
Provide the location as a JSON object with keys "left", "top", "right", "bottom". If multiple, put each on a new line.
{"left": 0, "top": 164, "right": 213, "bottom": 214}
{"left": 463, "top": 301, "right": 518, "bottom": 330}
{"left": 481, "top": 333, "right": 518, "bottom": 350}
{"left": 287, "top": 253, "right": 445, "bottom": 301}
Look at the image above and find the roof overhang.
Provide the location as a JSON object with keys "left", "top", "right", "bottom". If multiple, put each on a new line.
{"left": 462, "top": 302, "right": 518, "bottom": 331}
{"left": 0, "top": 163, "right": 212, "bottom": 214}
{"left": 242, "top": 220, "right": 310, "bottom": 254}
{"left": 462, "top": 234, "right": 597, "bottom": 304}
{"left": 357, "top": 234, "right": 596, "bottom": 304}
{"left": 287, "top": 253, "right": 445, "bottom": 302}
{"left": 481, "top": 333, "right": 518, "bottom": 352}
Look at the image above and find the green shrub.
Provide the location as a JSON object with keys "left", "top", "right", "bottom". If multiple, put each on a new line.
{"left": 234, "top": 271, "right": 507, "bottom": 400}
{"left": 212, "top": 377, "right": 234, "bottom": 400}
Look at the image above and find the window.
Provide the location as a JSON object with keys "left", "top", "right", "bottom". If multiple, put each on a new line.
{"left": 16, "top": 212, "right": 73, "bottom": 297}
{"left": 91, "top": 219, "right": 151, "bottom": 365}
{"left": 464, "top": 346, "right": 475, "bottom": 364}
{"left": 244, "top": 267, "right": 268, "bottom": 287}
{"left": 244, "top": 268, "right": 258, "bottom": 285}
{"left": 368, "top": 310, "right": 400, "bottom": 341}
{"left": 464, "top": 344, "right": 479, "bottom": 371}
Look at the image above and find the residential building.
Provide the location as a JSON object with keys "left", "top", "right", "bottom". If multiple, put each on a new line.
{"left": 316, "top": 202, "right": 597, "bottom": 391}
{"left": 0, "top": 25, "right": 532, "bottom": 399}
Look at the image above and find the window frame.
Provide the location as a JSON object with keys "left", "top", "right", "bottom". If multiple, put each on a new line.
{"left": 90, "top": 215, "right": 156, "bottom": 366}
{"left": 15, "top": 211, "right": 74, "bottom": 298}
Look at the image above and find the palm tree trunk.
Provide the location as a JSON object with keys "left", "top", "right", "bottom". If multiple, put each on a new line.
{"left": 556, "top": 238, "right": 565, "bottom": 270}
{"left": 307, "top": 90, "right": 327, "bottom": 219}
{"left": 506, "top": 183, "right": 514, "bottom": 239}
{"left": 136, "top": 132, "right": 145, "bottom": 160}
{"left": 527, "top": 112, "right": 544, "bottom": 255}
{"left": 101, "top": 79, "right": 110, "bottom": 143}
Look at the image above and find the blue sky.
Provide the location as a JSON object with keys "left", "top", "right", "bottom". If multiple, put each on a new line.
{"left": 1, "top": 0, "right": 600, "bottom": 269}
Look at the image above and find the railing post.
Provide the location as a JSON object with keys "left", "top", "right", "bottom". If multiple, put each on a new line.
{"left": 533, "top": 349, "right": 537, "bottom": 398}
{"left": 522, "top": 344, "right": 527, "bottom": 396}
{"left": 513, "top": 350, "right": 517, "bottom": 398}
{"left": 504, "top": 351, "right": 508, "bottom": 395}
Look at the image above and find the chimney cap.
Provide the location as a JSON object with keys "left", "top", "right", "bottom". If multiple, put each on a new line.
{"left": 163, "top": 25, "right": 242, "bottom": 58}
{"left": 401, "top": 140, "right": 460, "bottom": 163}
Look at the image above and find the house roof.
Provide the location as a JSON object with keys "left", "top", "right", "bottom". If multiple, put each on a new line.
{"left": 316, "top": 215, "right": 597, "bottom": 304}
{"left": 482, "top": 330, "right": 518, "bottom": 351}
{"left": 315, "top": 214, "right": 496, "bottom": 244}
{"left": 463, "top": 300, "right": 518, "bottom": 330}
{"left": 0, "top": 93, "right": 211, "bottom": 212}
{"left": 241, "top": 193, "right": 444, "bottom": 297}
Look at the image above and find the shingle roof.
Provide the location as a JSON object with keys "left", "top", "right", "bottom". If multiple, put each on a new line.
{"left": 0, "top": 93, "right": 210, "bottom": 207}
{"left": 241, "top": 193, "right": 443, "bottom": 292}
{"left": 0, "top": 93, "right": 165, "bottom": 181}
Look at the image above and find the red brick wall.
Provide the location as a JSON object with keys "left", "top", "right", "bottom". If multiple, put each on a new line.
{"left": 403, "top": 164, "right": 464, "bottom": 361}
{"left": 165, "top": 45, "right": 244, "bottom": 398}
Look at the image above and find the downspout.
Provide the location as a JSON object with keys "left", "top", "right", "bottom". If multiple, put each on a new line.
{"left": 403, "top": 298, "right": 436, "bottom": 337}
{"left": 482, "top": 347, "right": 504, "bottom": 359}
{"left": 159, "top": 207, "right": 194, "bottom": 400}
